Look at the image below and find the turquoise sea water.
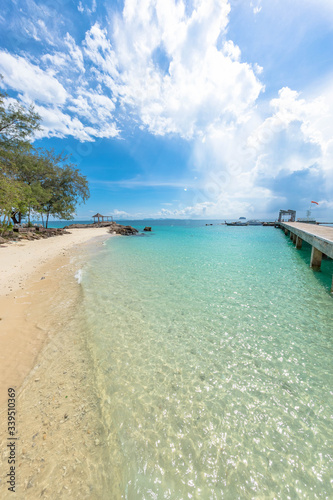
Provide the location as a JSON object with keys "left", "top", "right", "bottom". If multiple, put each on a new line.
{"left": 79, "top": 222, "right": 332, "bottom": 498}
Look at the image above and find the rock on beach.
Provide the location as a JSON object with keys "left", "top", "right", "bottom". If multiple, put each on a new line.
{"left": 64, "top": 221, "right": 139, "bottom": 236}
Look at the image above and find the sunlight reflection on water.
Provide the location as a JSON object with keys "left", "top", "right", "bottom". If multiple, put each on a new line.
{"left": 80, "top": 224, "right": 333, "bottom": 498}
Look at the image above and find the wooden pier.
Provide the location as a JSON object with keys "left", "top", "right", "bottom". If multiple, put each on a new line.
{"left": 279, "top": 222, "right": 333, "bottom": 292}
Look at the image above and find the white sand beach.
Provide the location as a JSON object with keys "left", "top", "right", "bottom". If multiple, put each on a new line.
{"left": 0, "top": 227, "right": 111, "bottom": 297}
{"left": 0, "top": 227, "right": 114, "bottom": 499}
{"left": 0, "top": 227, "right": 112, "bottom": 402}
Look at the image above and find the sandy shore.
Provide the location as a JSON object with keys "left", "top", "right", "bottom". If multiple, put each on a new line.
{"left": 0, "top": 227, "right": 112, "bottom": 403}
{"left": 0, "top": 227, "right": 111, "bottom": 297}
{"left": 0, "top": 227, "right": 116, "bottom": 498}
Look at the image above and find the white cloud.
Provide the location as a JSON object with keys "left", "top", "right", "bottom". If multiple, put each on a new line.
{"left": 318, "top": 199, "right": 333, "bottom": 210}
{"left": 33, "top": 105, "right": 93, "bottom": 141}
{"left": 25, "top": 23, "right": 41, "bottom": 42}
{"left": 222, "top": 40, "right": 241, "bottom": 61}
{"left": 77, "top": 0, "right": 97, "bottom": 15}
{"left": 0, "top": 51, "right": 68, "bottom": 104}
{"left": 67, "top": 88, "right": 117, "bottom": 133}
{"left": 112, "top": 209, "right": 131, "bottom": 218}
{"left": 64, "top": 34, "right": 85, "bottom": 73}
{"left": 250, "top": 1, "right": 262, "bottom": 15}
{"left": 83, "top": 0, "right": 264, "bottom": 138}
{"left": 0, "top": 42, "right": 119, "bottom": 141}
{"left": 41, "top": 36, "right": 85, "bottom": 74}
{"left": 83, "top": 23, "right": 119, "bottom": 80}
{"left": 41, "top": 52, "right": 68, "bottom": 69}
{"left": 0, "top": 1, "right": 264, "bottom": 143}
{"left": 33, "top": 103, "right": 118, "bottom": 141}
{"left": 188, "top": 78, "right": 333, "bottom": 218}
{"left": 1, "top": 0, "right": 332, "bottom": 219}
{"left": 21, "top": 6, "right": 60, "bottom": 47}
{"left": 248, "top": 87, "right": 329, "bottom": 178}
{"left": 155, "top": 187, "right": 282, "bottom": 218}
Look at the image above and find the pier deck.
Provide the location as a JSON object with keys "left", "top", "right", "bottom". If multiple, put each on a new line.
{"left": 279, "top": 222, "right": 333, "bottom": 291}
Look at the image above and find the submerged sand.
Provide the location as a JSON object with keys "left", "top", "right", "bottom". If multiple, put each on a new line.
{"left": 0, "top": 228, "right": 117, "bottom": 499}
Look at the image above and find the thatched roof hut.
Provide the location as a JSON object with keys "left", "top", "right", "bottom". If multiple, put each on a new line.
{"left": 92, "top": 213, "right": 113, "bottom": 223}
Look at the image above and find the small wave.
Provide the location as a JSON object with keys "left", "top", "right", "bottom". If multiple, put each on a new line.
{"left": 74, "top": 269, "right": 83, "bottom": 284}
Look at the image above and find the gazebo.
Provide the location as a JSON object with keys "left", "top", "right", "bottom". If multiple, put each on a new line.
{"left": 92, "top": 213, "right": 113, "bottom": 223}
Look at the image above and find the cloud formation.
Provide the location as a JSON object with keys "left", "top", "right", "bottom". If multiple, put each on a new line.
{"left": 108, "top": 0, "right": 263, "bottom": 138}
{"left": 0, "top": 0, "right": 332, "bottom": 218}
{"left": 0, "top": 48, "right": 119, "bottom": 141}
{"left": 0, "top": 51, "right": 68, "bottom": 104}
{"left": 0, "top": 0, "right": 264, "bottom": 142}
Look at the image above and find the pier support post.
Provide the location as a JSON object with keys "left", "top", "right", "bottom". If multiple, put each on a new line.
{"left": 292, "top": 233, "right": 297, "bottom": 244}
{"left": 310, "top": 247, "right": 323, "bottom": 271}
{"left": 295, "top": 236, "right": 302, "bottom": 249}
{"left": 284, "top": 229, "right": 289, "bottom": 236}
{"left": 290, "top": 232, "right": 294, "bottom": 240}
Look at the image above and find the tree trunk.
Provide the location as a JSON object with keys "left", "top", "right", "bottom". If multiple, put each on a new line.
{"left": 11, "top": 211, "right": 22, "bottom": 225}
{"left": 46, "top": 212, "right": 50, "bottom": 229}
{"left": 11, "top": 212, "right": 18, "bottom": 224}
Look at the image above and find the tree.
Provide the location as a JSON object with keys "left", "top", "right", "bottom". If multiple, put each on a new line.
{"left": 0, "top": 80, "right": 40, "bottom": 149}
{"left": 6, "top": 146, "right": 49, "bottom": 223}
{"left": 0, "top": 84, "right": 90, "bottom": 229}
{"left": 38, "top": 151, "right": 90, "bottom": 227}
{"left": 0, "top": 81, "right": 41, "bottom": 228}
{"left": 0, "top": 176, "right": 26, "bottom": 231}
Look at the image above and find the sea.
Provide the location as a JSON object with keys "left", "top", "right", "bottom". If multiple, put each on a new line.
{"left": 53, "top": 220, "right": 333, "bottom": 498}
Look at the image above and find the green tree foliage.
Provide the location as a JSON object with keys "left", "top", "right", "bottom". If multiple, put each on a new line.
{"left": 0, "top": 82, "right": 90, "bottom": 230}
{"left": 0, "top": 176, "right": 26, "bottom": 228}
{"left": 38, "top": 150, "right": 90, "bottom": 227}
{"left": 0, "top": 79, "right": 40, "bottom": 149}
{"left": 1, "top": 145, "right": 41, "bottom": 224}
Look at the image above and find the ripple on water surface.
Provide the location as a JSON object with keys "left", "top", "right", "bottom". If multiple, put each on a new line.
{"left": 80, "top": 225, "right": 333, "bottom": 498}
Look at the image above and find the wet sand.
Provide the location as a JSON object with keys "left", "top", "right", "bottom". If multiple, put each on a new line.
{"left": 0, "top": 228, "right": 117, "bottom": 498}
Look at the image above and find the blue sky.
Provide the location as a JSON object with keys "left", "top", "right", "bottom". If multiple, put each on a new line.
{"left": 0, "top": 0, "right": 332, "bottom": 220}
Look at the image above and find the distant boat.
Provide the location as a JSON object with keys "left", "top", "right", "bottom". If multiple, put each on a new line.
{"left": 225, "top": 220, "right": 248, "bottom": 226}
{"left": 297, "top": 217, "right": 317, "bottom": 224}
{"left": 248, "top": 220, "right": 262, "bottom": 225}
{"left": 296, "top": 203, "right": 318, "bottom": 224}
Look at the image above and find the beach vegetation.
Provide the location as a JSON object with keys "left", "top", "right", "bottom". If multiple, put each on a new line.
{"left": 0, "top": 82, "right": 90, "bottom": 231}
{"left": 0, "top": 87, "right": 40, "bottom": 149}
{"left": 36, "top": 150, "right": 90, "bottom": 228}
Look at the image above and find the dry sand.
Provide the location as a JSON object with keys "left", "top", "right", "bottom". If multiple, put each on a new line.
{"left": 0, "top": 227, "right": 118, "bottom": 499}
{"left": 0, "top": 227, "right": 111, "bottom": 403}
{"left": 0, "top": 227, "right": 111, "bottom": 297}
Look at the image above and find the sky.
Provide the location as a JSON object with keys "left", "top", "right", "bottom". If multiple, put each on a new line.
{"left": 0, "top": 0, "right": 332, "bottom": 220}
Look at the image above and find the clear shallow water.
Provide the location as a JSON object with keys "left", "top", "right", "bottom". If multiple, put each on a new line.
{"left": 79, "top": 223, "right": 332, "bottom": 498}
